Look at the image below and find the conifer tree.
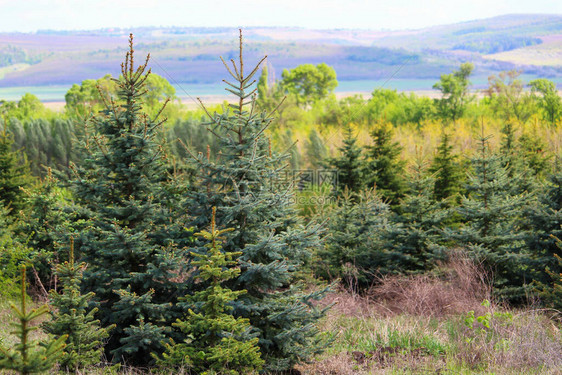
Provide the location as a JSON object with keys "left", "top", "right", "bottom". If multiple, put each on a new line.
{"left": 524, "top": 161, "right": 562, "bottom": 287}
{"left": 518, "top": 130, "right": 551, "bottom": 179}
{"left": 0, "top": 202, "right": 12, "bottom": 238}
{"left": 43, "top": 238, "right": 112, "bottom": 373}
{"left": 68, "top": 35, "right": 182, "bottom": 364}
{"left": 17, "top": 169, "right": 70, "bottom": 290}
{"left": 429, "top": 131, "right": 463, "bottom": 202}
{"left": 0, "top": 208, "right": 29, "bottom": 301}
{"left": 383, "top": 156, "right": 448, "bottom": 274}
{"left": 274, "top": 129, "right": 300, "bottom": 170}
{"left": 159, "top": 207, "right": 264, "bottom": 374}
{"left": 0, "top": 130, "right": 33, "bottom": 216}
{"left": 0, "top": 266, "right": 67, "bottom": 375}
{"left": 499, "top": 121, "right": 517, "bottom": 168}
{"left": 318, "top": 188, "right": 390, "bottom": 289}
{"left": 326, "top": 125, "right": 364, "bottom": 196}
{"left": 498, "top": 121, "right": 545, "bottom": 195}
{"left": 450, "top": 131, "right": 532, "bottom": 301}
{"left": 304, "top": 129, "right": 327, "bottom": 170}
{"left": 183, "top": 31, "right": 329, "bottom": 372}
{"left": 363, "top": 122, "right": 406, "bottom": 206}
{"left": 536, "top": 252, "right": 562, "bottom": 310}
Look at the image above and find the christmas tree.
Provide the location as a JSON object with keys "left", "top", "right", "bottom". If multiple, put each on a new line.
{"left": 450, "top": 130, "right": 532, "bottom": 301}
{"left": 363, "top": 122, "right": 406, "bottom": 206}
{"left": 536, "top": 251, "right": 562, "bottom": 310}
{"left": 498, "top": 120, "right": 544, "bottom": 195}
{"left": 517, "top": 129, "right": 551, "bottom": 179}
{"left": 43, "top": 238, "right": 112, "bottom": 373}
{"left": 182, "top": 30, "right": 329, "bottom": 372}
{"left": 499, "top": 120, "right": 517, "bottom": 169}
{"left": 524, "top": 159, "right": 562, "bottom": 287}
{"left": 304, "top": 129, "right": 328, "bottom": 170}
{"left": 0, "top": 266, "right": 67, "bottom": 375}
{"left": 159, "top": 207, "right": 264, "bottom": 374}
{"left": 318, "top": 188, "right": 390, "bottom": 290}
{"left": 0, "top": 130, "right": 33, "bottom": 217}
{"left": 0, "top": 208, "right": 29, "bottom": 301}
{"left": 68, "top": 34, "right": 182, "bottom": 364}
{"left": 17, "top": 168, "right": 71, "bottom": 291}
{"left": 429, "top": 131, "right": 463, "bottom": 202}
{"left": 384, "top": 155, "right": 448, "bottom": 274}
{"left": 326, "top": 125, "right": 364, "bottom": 197}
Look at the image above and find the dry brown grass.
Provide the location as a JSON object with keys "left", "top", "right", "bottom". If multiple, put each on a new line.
{"left": 296, "top": 352, "right": 359, "bottom": 375}
{"left": 298, "top": 348, "right": 450, "bottom": 375}
{"left": 320, "top": 287, "right": 380, "bottom": 318}
{"left": 301, "top": 252, "right": 562, "bottom": 375}
{"left": 368, "top": 251, "right": 492, "bottom": 317}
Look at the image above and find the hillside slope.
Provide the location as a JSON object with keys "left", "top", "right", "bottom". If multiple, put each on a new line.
{"left": 0, "top": 14, "right": 560, "bottom": 91}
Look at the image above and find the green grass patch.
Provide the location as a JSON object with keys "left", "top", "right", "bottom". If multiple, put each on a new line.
{"left": 331, "top": 315, "right": 448, "bottom": 358}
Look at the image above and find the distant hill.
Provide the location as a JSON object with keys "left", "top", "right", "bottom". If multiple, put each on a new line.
{"left": 0, "top": 14, "right": 561, "bottom": 95}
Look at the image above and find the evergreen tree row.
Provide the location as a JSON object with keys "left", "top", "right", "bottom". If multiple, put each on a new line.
{"left": 323, "top": 120, "right": 560, "bottom": 303}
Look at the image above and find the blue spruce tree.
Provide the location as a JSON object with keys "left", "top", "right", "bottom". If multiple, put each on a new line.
{"left": 326, "top": 125, "right": 364, "bottom": 197}
{"left": 68, "top": 35, "right": 183, "bottom": 364}
{"left": 524, "top": 158, "right": 562, "bottom": 288}
{"left": 317, "top": 188, "right": 390, "bottom": 290}
{"left": 182, "top": 31, "right": 330, "bottom": 373}
{"left": 383, "top": 155, "right": 448, "bottom": 274}
{"left": 450, "top": 130, "right": 532, "bottom": 302}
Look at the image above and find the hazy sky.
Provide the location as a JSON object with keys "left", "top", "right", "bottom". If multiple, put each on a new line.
{"left": 0, "top": 0, "right": 561, "bottom": 32}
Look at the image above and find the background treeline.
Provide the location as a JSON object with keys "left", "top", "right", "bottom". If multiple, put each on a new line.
{"left": 0, "top": 38, "right": 561, "bottom": 374}
{"left": 2, "top": 63, "right": 562, "bottom": 176}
